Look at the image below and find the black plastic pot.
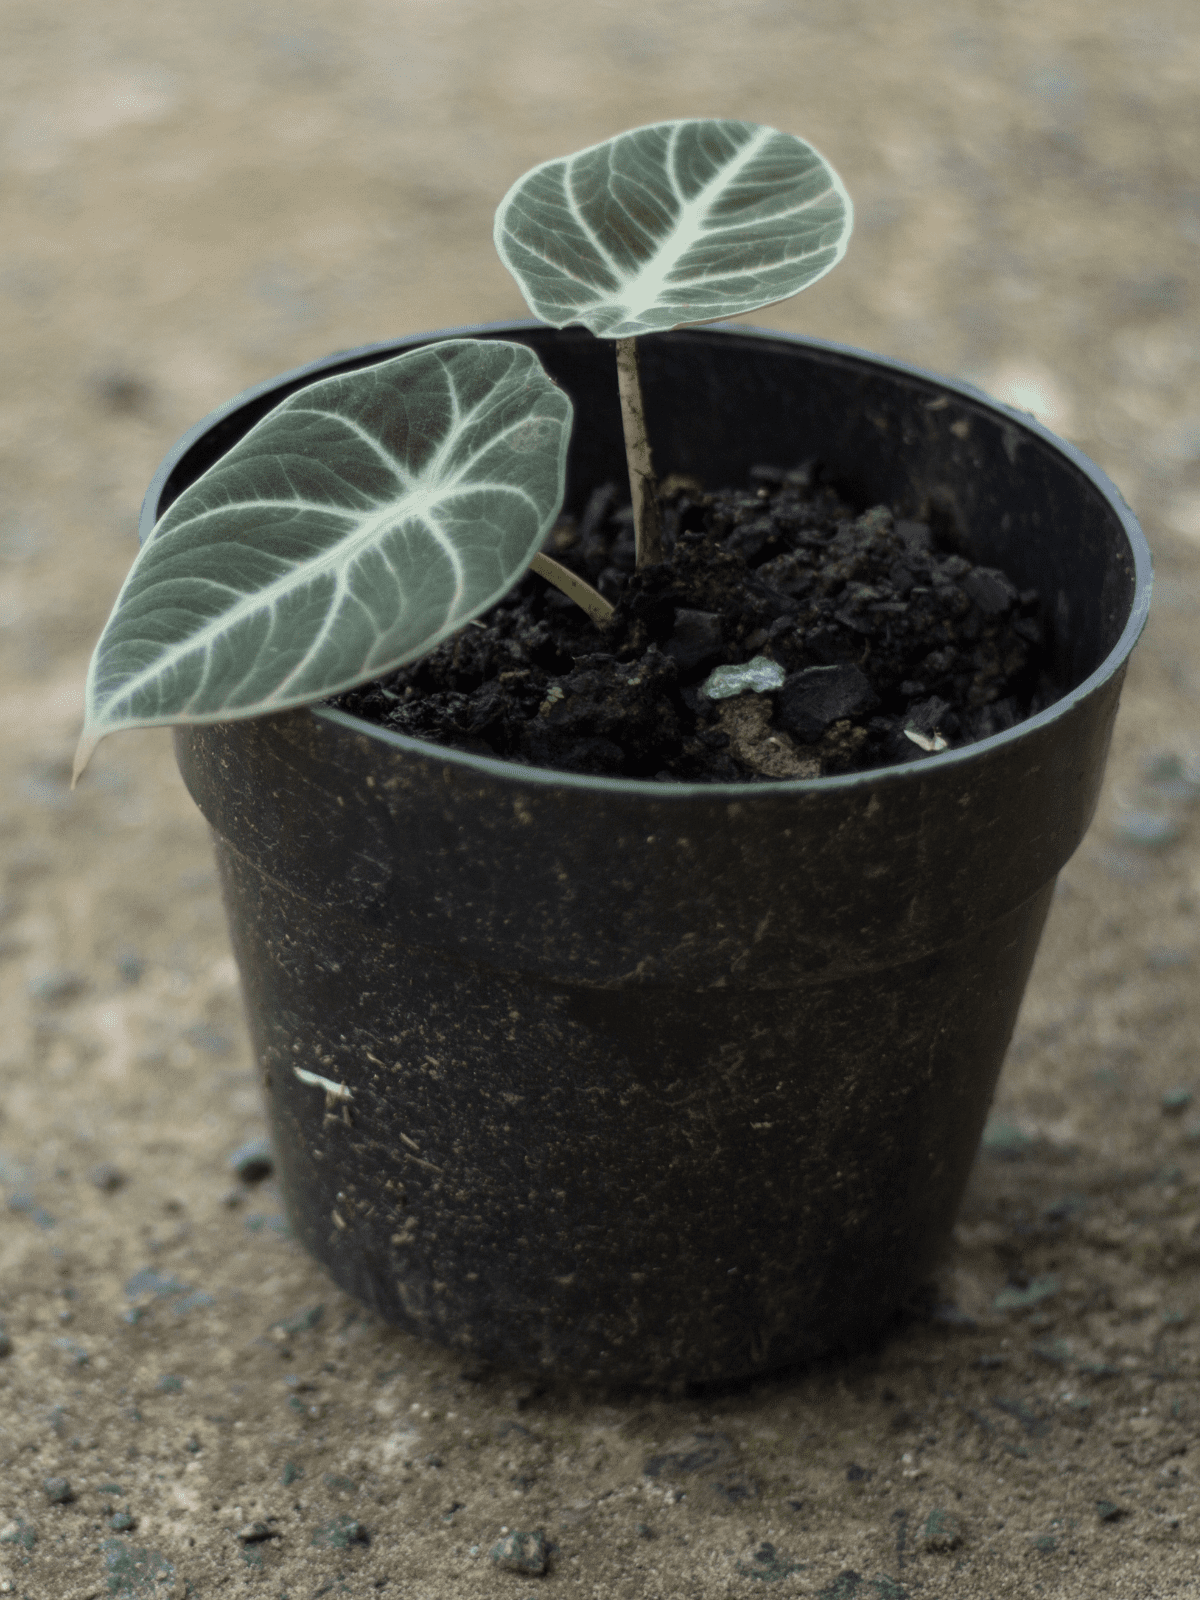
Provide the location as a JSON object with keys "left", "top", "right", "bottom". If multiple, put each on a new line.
{"left": 147, "top": 322, "right": 1151, "bottom": 1387}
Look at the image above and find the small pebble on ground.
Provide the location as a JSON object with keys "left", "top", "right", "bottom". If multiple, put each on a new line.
{"left": 490, "top": 1529, "right": 548, "bottom": 1574}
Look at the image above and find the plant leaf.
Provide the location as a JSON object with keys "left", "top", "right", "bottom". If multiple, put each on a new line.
{"left": 494, "top": 118, "right": 852, "bottom": 339}
{"left": 75, "top": 339, "right": 572, "bottom": 779}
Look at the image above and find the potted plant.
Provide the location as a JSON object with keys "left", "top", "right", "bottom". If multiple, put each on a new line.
{"left": 75, "top": 121, "right": 1151, "bottom": 1387}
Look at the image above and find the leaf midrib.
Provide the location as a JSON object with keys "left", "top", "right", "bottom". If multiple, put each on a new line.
{"left": 566, "top": 124, "right": 782, "bottom": 320}
{"left": 549, "top": 123, "right": 838, "bottom": 328}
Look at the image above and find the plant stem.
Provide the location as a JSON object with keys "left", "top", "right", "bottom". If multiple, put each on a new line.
{"left": 614, "top": 337, "right": 664, "bottom": 568}
{"left": 529, "top": 553, "right": 614, "bottom": 627}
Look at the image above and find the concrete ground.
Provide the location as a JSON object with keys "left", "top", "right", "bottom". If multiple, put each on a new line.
{"left": 2, "top": 1, "right": 1200, "bottom": 1595}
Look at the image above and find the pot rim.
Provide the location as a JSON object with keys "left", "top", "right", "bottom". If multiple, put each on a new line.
{"left": 144, "top": 319, "right": 1153, "bottom": 801}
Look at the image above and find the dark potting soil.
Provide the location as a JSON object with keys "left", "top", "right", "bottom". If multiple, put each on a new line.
{"left": 333, "top": 466, "right": 1058, "bottom": 782}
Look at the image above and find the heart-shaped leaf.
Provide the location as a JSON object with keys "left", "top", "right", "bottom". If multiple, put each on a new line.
{"left": 75, "top": 339, "right": 571, "bottom": 779}
{"left": 494, "top": 118, "right": 852, "bottom": 339}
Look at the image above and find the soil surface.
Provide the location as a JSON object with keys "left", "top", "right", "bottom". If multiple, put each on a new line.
{"left": 338, "top": 472, "right": 1052, "bottom": 781}
{"left": 4, "top": 3, "right": 1200, "bottom": 1598}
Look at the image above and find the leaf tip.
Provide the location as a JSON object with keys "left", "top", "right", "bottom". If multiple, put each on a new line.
{"left": 71, "top": 729, "right": 101, "bottom": 789}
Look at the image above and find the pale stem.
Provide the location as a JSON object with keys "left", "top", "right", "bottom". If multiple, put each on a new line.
{"left": 529, "top": 552, "right": 614, "bottom": 627}
{"left": 614, "top": 336, "right": 664, "bottom": 568}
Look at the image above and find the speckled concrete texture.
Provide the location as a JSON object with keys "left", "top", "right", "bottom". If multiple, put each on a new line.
{"left": 2, "top": 3, "right": 1200, "bottom": 1596}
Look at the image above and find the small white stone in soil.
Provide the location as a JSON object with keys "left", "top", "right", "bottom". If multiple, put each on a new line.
{"left": 701, "top": 655, "right": 786, "bottom": 700}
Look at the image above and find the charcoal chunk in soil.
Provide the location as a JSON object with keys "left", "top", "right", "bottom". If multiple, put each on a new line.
{"left": 906, "top": 696, "right": 954, "bottom": 738}
{"left": 777, "top": 665, "right": 879, "bottom": 741}
{"left": 664, "top": 608, "right": 723, "bottom": 673}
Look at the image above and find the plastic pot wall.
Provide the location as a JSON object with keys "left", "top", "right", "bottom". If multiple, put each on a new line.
{"left": 151, "top": 323, "right": 1152, "bottom": 1386}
